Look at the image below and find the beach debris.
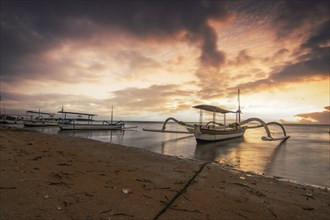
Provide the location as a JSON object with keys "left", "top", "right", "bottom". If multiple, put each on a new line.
{"left": 43, "top": 194, "right": 50, "bottom": 199}
{"left": 57, "top": 163, "right": 71, "bottom": 166}
{"left": 112, "top": 213, "right": 134, "bottom": 217}
{"left": 303, "top": 190, "right": 315, "bottom": 200}
{"left": 57, "top": 206, "right": 62, "bottom": 210}
{"left": 136, "top": 178, "right": 152, "bottom": 183}
{"left": 169, "top": 207, "right": 201, "bottom": 213}
{"left": 273, "top": 175, "right": 284, "bottom": 180}
{"left": 225, "top": 163, "right": 235, "bottom": 168}
{"left": 174, "top": 180, "right": 185, "bottom": 184}
{"left": 240, "top": 176, "right": 246, "bottom": 180}
{"left": 64, "top": 192, "right": 93, "bottom": 197}
{"left": 302, "top": 206, "right": 314, "bottom": 210}
{"left": 233, "top": 182, "right": 252, "bottom": 188}
{"left": 0, "top": 186, "right": 16, "bottom": 189}
{"left": 100, "top": 209, "right": 112, "bottom": 214}
{"left": 32, "top": 156, "right": 42, "bottom": 161}
{"left": 46, "top": 181, "right": 70, "bottom": 188}
{"left": 122, "top": 188, "right": 133, "bottom": 194}
{"left": 142, "top": 194, "right": 152, "bottom": 199}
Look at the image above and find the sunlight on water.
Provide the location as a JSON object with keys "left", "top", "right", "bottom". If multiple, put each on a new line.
{"left": 23, "top": 123, "right": 330, "bottom": 187}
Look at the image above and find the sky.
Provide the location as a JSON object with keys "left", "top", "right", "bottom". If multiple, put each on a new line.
{"left": 1, "top": 0, "right": 329, "bottom": 123}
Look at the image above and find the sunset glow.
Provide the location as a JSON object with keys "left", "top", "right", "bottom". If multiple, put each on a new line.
{"left": 1, "top": 0, "right": 329, "bottom": 123}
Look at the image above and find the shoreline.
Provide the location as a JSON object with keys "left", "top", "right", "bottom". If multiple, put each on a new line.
{"left": 5, "top": 125, "right": 330, "bottom": 190}
{"left": 14, "top": 124, "right": 330, "bottom": 189}
{"left": 1, "top": 125, "right": 329, "bottom": 219}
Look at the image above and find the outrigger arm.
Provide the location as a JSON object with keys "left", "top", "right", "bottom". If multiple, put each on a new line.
{"left": 240, "top": 118, "right": 290, "bottom": 141}
{"left": 142, "top": 117, "right": 192, "bottom": 134}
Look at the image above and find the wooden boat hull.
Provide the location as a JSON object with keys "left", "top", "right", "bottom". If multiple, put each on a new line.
{"left": 187, "top": 126, "right": 246, "bottom": 143}
{"left": 24, "top": 121, "right": 58, "bottom": 127}
{"left": 58, "top": 123, "right": 123, "bottom": 130}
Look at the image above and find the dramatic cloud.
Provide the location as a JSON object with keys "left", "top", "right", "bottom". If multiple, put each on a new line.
{"left": 295, "top": 106, "right": 330, "bottom": 124}
{"left": 1, "top": 0, "right": 229, "bottom": 83}
{"left": 1, "top": 0, "right": 329, "bottom": 122}
{"left": 272, "top": 0, "right": 329, "bottom": 38}
{"left": 236, "top": 11, "right": 329, "bottom": 93}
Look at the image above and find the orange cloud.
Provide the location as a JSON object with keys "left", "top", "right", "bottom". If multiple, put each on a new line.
{"left": 295, "top": 106, "right": 330, "bottom": 124}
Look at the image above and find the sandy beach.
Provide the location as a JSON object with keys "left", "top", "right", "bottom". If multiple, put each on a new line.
{"left": 0, "top": 125, "right": 329, "bottom": 220}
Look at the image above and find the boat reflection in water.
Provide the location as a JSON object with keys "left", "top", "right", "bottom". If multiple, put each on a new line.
{"left": 194, "top": 137, "right": 245, "bottom": 162}
{"left": 192, "top": 129, "right": 290, "bottom": 175}
{"left": 58, "top": 129, "right": 126, "bottom": 145}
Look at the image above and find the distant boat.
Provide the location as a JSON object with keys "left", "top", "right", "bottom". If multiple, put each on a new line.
{"left": 23, "top": 110, "right": 58, "bottom": 127}
{"left": 143, "top": 90, "right": 290, "bottom": 143}
{"left": 57, "top": 107, "right": 135, "bottom": 130}
{"left": 0, "top": 114, "right": 24, "bottom": 124}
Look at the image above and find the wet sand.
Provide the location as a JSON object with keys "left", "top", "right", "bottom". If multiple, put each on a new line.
{"left": 0, "top": 125, "right": 329, "bottom": 220}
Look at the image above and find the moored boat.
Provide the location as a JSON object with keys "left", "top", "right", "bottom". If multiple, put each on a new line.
{"left": 57, "top": 107, "right": 132, "bottom": 130}
{"left": 143, "top": 90, "right": 290, "bottom": 143}
{"left": 23, "top": 110, "right": 58, "bottom": 127}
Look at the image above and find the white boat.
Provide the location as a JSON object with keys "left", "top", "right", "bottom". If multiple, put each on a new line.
{"left": 0, "top": 114, "right": 24, "bottom": 124}
{"left": 58, "top": 107, "right": 131, "bottom": 130}
{"left": 23, "top": 110, "right": 58, "bottom": 127}
{"left": 143, "top": 90, "right": 290, "bottom": 143}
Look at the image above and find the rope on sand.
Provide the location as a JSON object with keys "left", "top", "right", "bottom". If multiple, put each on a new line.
{"left": 152, "top": 162, "right": 211, "bottom": 220}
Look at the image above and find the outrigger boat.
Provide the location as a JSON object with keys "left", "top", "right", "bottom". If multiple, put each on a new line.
{"left": 58, "top": 107, "right": 135, "bottom": 130}
{"left": 0, "top": 114, "right": 24, "bottom": 124}
{"left": 23, "top": 110, "right": 58, "bottom": 127}
{"left": 143, "top": 90, "right": 290, "bottom": 143}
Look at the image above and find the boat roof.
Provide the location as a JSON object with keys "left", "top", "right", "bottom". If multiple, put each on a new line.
{"left": 26, "top": 111, "right": 55, "bottom": 116}
{"left": 193, "top": 105, "right": 236, "bottom": 114}
{"left": 58, "top": 111, "right": 97, "bottom": 116}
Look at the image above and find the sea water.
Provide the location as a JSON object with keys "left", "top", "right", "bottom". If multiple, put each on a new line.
{"left": 24, "top": 122, "right": 330, "bottom": 188}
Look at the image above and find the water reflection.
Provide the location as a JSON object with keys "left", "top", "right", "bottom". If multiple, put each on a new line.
{"left": 264, "top": 139, "right": 288, "bottom": 174}
{"left": 58, "top": 129, "right": 126, "bottom": 144}
{"left": 144, "top": 134, "right": 195, "bottom": 156}
{"left": 194, "top": 137, "right": 245, "bottom": 162}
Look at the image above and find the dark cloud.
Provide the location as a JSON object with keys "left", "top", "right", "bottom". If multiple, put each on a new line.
{"left": 199, "top": 25, "right": 226, "bottom": 67}
{"left": 235, "top": 54, "right": 329, "bottom": 92}
{"left": 302, "top": 20, "right": 330, "bottom": 49}
{"left": 228, "top": 49, "right": 254, "bottom": 66}
{"left": 295, "top": 106, "right": 330, "bottom": 124}
{"left": 272, "top": 0, "right": 329, "bottom": 38}
{"left": 1, "top": 0, "right": 229, "bottom": 84}
{"left": 236, "top": 14, "right": 329, "bottom": 93}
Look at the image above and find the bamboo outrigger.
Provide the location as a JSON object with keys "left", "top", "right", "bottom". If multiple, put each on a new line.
{"left": 143, "top": 90, "right": 290, "bottom": 143}
{"left": 23, "top": 110, "right": 58, "bottom": 127}
{"left": 57, "top": 106, "right": 133, "bottom": 130}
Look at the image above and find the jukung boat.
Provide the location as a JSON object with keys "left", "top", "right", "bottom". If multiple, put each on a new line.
{"left": 0, "top": 114, "right": 24, "bottom": 124}
{"left": 58, "top": 107, "right": 134, "bottom": 130}
{"left": 143, "top": 90, "right": 290, "bottom": 143}
{"left": 23, "top": 110, "right": 58, "bottom": 127}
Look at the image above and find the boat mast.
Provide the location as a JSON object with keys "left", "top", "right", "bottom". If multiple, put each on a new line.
{"left": 238, "top": 89, "right": 241, "bottom": 124}
{"left": 111, "top": 105, "right": 113, "bottom": 124}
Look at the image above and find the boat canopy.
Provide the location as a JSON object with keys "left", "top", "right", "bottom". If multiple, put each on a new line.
{"left": 58, "top": 111, "right": 97, "bottom": 116}
{"left": 193, "top": 105, "right": 236, "bottom": 114}
{"left": 26, "top": 111, "right": 55, "bottom": 116}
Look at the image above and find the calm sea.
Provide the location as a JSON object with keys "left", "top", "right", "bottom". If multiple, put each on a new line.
{"left": 22, "top": 122, "right": 330, "bottom": 188}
